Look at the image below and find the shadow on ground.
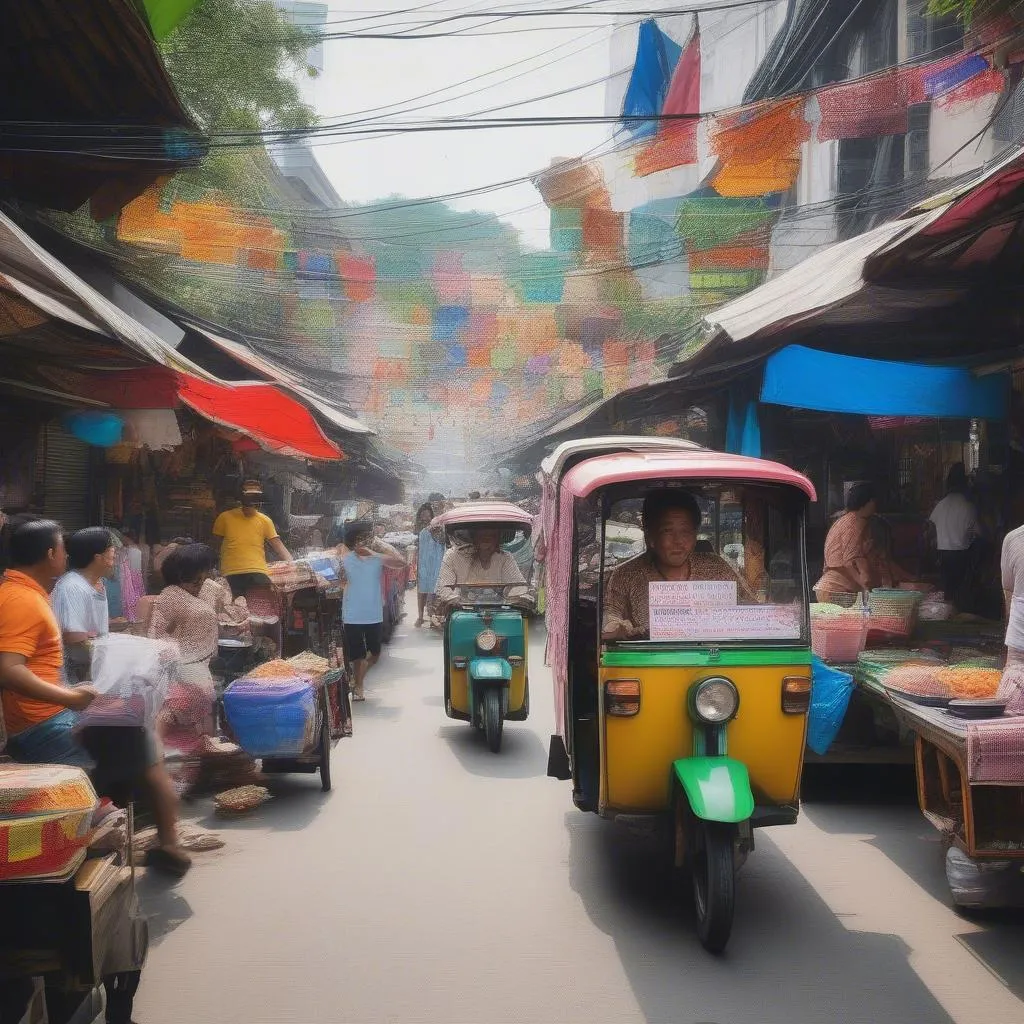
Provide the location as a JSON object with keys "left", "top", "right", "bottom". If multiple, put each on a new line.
{"left": 802, "top": 763, "right": 1024, "bottom": 1003}
{"left": 437, "top": 722, "right": 548, "bottom": 779}
{"left": 565, "top": 810, "right": 954, "bottom": 1024}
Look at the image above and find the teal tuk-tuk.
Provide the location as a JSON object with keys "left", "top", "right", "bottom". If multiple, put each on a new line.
{"left": 436, "top": 503, "right": 535, "bottom": 752}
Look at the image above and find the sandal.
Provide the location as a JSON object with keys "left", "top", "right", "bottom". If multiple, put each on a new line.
{"left": 145, "top": 846, "right": 192, "bottom": 878}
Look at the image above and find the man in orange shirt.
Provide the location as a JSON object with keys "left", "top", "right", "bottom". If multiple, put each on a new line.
{"left": 0, "top": 518, "right": 96, "bottom": 764}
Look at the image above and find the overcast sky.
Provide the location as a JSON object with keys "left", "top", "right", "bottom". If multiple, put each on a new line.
{"left": 300, "top": 1, "right": 640, "bottom": 249}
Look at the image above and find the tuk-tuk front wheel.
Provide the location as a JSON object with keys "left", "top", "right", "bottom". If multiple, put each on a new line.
{"left": 691, "top": 819, "right": 735, "bottom": 954}
{"left": 482, "top": 688, "right": 504, "bottom": 753}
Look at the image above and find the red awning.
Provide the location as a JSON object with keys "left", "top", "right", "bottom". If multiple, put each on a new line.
{"left": 176, "top": 373, "right": 342, "bottom": 461}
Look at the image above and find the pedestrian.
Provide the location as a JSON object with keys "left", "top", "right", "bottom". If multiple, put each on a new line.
{"left": 148, "top": 544, "right": 220, "bottom": 782}
{"left": 0, "top": 517, "right": 97, "bottom": 768}
{"left": 118, "top": 527, "right": 146, "bottom": 623}
{"left": 51, "top": 527, "right": 116, "bottom": 684}
{"left": 998, "top": 522, "right": 1024, "bottom": 714}
{"left": 414, "top": 503, "right": 444, "bottom": 627}
{"left": 929, "top": 463, "right": 980, "bottom": 608}
{"left": 1, "top": 517, "right": 191, "bottom": 876}
{"left": 339, "top": 520, "right": 406, "bottom": 701}
{"left": 211, "top": 482, "right": 293, "bottom": 599}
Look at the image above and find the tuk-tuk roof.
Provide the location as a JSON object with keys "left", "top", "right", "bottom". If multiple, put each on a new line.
{"left": 561, "top": 450, "right": 817, "bottom": 500}
{"left": 540, "top": 435, "right": 703, "bottom": 486}
{"left": 435, "top": 502, "right": 534, "bottom": 531}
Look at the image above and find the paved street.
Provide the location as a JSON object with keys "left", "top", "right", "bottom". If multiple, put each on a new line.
{"left": 135, "top": 597, "right": 1024, "bottom": 1024}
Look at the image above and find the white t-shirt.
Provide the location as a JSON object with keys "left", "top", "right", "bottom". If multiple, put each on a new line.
{"left": 929, "top": 493, "right": 978, "bottom": 551}
{"left": 1002, "top": 526, "right": 1024, "bottom": 650}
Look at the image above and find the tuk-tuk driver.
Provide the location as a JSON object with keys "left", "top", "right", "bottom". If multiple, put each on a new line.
{"left": 436, "top": 528, "right": 531, "bottom": 607}
{"left": 602, "top": 489, "right": 753, "bottom": 640}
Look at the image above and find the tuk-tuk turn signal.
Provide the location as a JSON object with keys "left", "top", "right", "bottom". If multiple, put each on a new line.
{"left": 605, "top": 679, "right": 641, "bottom": 717}
{"left": 782, "top": 676, "right": 811, "bottom": 714}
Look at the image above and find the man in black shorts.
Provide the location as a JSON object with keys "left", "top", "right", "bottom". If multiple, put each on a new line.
{"left": 339, "top": 520, "right": 405, "bottom": 700}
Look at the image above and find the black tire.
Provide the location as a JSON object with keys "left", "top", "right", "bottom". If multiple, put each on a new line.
{"left": 482, "top": 689, "right": 503, "bottom": 753}
{"left": 319, "top": 718, "right": 332, "bottom": 792}
{"left": 692, "top": 819, "right": 735, "bottom": 954}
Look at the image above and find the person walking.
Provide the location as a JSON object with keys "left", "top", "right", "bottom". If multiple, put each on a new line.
{"left": 51, "top": 527, "right": 116, "bottom": 684}
{"left": 211, "top": 483, "right": 292, "bottom": 599}
{"left": 339, "top": 521, "right": 405, "bottom": 701}
{"left": 414, "top": 503, "right": 444, "bottom": 627}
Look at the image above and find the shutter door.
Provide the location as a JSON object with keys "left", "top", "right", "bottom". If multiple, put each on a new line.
{"left": 40, "top": 424, "right": 92, "bottom": 532}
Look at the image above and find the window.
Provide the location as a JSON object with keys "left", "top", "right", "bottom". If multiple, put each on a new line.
{"left": 907, "top": 1, "right": 964, "bottom": 63}
{"left": 600, "top": 483, "right": 809, "bottom": 646}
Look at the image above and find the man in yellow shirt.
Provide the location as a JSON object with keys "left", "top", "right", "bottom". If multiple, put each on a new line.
{"left": 211, "top": 484, "right": 292, "bottom": 599}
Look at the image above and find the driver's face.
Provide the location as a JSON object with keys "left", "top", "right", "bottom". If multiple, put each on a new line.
{"left": 646, "top": 508, "right": 698, "bottom": 569}
{"left": 473, "top": 529, "right": 500, "bottom": 557}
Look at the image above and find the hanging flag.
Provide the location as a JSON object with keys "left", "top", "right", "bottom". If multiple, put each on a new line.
{"left": 634, "top": 19, "right": 701, "bottom": 175}
{"left": 621, "top": 19, "right": 684, "bottom": 139}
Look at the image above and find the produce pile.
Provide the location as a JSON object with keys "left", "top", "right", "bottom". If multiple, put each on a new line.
{"left": 883, "top": 663, "right": 1002, "bottom": 699}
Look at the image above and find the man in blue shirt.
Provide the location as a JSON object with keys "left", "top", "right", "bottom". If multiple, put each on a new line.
{"left": 339, "top": 521, "right": 405, "bottom": 701}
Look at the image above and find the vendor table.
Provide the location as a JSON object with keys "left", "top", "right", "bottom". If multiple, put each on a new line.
{"left": 885, "top": 695, "right": 1024, "bottom": 859}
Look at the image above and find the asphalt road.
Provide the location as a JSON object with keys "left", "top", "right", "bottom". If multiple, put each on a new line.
{"left": 134, "top": 597, "right": 1024, "bottom": 1024}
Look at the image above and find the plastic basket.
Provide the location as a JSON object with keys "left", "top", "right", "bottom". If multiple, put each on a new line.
{"left": 811, "top": 616, "right": 868, "bottom": 662}
{"left": 868, "top": 589, "right": 923, "bottom": 637}
{"left": 224, "top": 675, "right": 318, "bottom": 758}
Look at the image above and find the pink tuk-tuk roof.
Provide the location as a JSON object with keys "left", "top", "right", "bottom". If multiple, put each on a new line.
{"left": 434, "top": 502, "right": 534, "bottom": 532}
{"left": 561, "top": 450, "right": 817, "bottom": 501}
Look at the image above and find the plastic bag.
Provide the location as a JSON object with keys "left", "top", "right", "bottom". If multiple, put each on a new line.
{"left": 946, "top": 846, "right": 1024, "bottom": 908}
{"left": 79, "top": 633, "right": 181, "bottom": 729}
{"left": 807, "top": 655, "right": 855, "bottom": 755}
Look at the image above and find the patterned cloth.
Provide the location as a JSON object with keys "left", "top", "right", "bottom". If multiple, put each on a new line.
{"left": 1002, "top": 526, "right": 1024, "bottom": 649}
{"left": 417, "top": 528, "right": 445, "bottom": 594}
{"left": 603, "top": 551, "right": 754, "bottom": 637}
{"left": 146, "top": 586, "right": 218, "bottom": 664}
{"left": 118, "top": 549, "right": 145, "bottom": 623}
{"left": 815, "top": 512, "right": 870, "bottom": 600}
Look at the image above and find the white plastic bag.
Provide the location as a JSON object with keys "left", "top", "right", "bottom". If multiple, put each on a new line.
{"left": 79, "top": 633, "right": 181, "bottom": 729}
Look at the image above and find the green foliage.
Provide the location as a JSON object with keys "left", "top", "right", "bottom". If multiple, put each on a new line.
{"left": 343, "top": 198, "right": 524, "bottom": 275}
{"left": 159, "top": 0, "right": 318, "bottom": 204}
{"left": 925, "top": 0, "right": 1014, "bottom": 19}
{"left": 160, "top": 0, "right": 316, "bottom": 134}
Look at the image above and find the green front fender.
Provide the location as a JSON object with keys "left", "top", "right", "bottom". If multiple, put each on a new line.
{"left": 672, "top": 757, "right": 754, "bottom": 824}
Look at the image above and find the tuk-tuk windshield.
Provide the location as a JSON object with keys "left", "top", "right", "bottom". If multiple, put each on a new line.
{"left": 599, "top": 482, "right": 808, "bottom": 646}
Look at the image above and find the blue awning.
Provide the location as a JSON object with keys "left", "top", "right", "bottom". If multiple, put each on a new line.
{"left": 761, "top": 345, "right": 1009, "bottom": 419}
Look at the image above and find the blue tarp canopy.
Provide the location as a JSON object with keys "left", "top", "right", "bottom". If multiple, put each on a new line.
{"left": 621, "top": 19, "right": 682, "bottom": 139}
{"left": 761, "top": 345, "right": 1009, "bottom": 419}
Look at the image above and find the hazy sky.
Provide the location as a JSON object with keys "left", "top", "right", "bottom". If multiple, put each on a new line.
{"left": 301, "top": 1, "right": 642, "bottom": 249}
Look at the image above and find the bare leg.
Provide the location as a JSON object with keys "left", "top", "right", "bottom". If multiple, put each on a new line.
{"left": 352, "top": 657, "right": 368, "bottom": 699}
{"left": 416, "top": 592, "right": 426, "bottom": 626}
{"left": 144, "top": 763, "right": 188, "bottom": 859}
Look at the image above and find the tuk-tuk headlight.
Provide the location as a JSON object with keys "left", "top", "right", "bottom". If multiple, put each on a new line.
{"left": 476, "top": 629, "right": 498, "bottom": 652}
{"left": 691, "top": 677, "right": 739, "bottom": 724}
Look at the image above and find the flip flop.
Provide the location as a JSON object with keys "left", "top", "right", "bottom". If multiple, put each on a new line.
{"left": 352, "top": 692, "right": 366, "bottom": 702}
{"left": 145, "top": 847, "right": 192, "bottom": 878}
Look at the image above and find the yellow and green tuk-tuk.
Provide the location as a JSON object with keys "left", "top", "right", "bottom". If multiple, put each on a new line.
{"left": 543, "top": 442, "right": 815, "bottom": 952}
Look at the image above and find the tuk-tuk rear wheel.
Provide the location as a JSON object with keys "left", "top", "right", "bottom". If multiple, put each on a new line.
{"left": 691, "top": 819, "right": 735, "bottom": 954}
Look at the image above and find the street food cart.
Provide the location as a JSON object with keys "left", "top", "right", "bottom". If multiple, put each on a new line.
{"left": 0, "top": 762, "right": 146, "bottom": 1024}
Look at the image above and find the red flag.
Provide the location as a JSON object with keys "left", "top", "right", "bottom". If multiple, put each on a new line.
{"left": 634, "top": 20, "right": 701, "bottom": 175}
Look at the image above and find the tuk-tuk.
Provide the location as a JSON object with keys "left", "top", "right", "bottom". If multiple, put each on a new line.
{"left": 542, "top": 443, "right": 815, "bottom": 952}
{"left": 436, "top": 503, "right": 535, "bottom": 753}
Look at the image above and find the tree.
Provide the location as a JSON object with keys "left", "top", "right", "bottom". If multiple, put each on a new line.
{"left": 926, "top": 0, "right": 1015, "bottom": 19}
{"left": 159, "top": 0, "right": 319, "bottom": 204}
{"left": 160, "top": 0, "right": 317, "bottom": 134}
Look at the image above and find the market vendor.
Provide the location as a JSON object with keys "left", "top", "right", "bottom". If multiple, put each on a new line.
{"left": 601, "top": 489, "right": 752, "bottom": 641}
{"left": 211, "top": 483, "right": 293, "bottom": 599}
{"left": 814, "top": 482, "right": 877, "bottom": 604}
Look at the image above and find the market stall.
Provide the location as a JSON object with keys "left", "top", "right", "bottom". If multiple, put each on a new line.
{"left": 0, "top": 763, "right": 145, "bottom": 1024}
